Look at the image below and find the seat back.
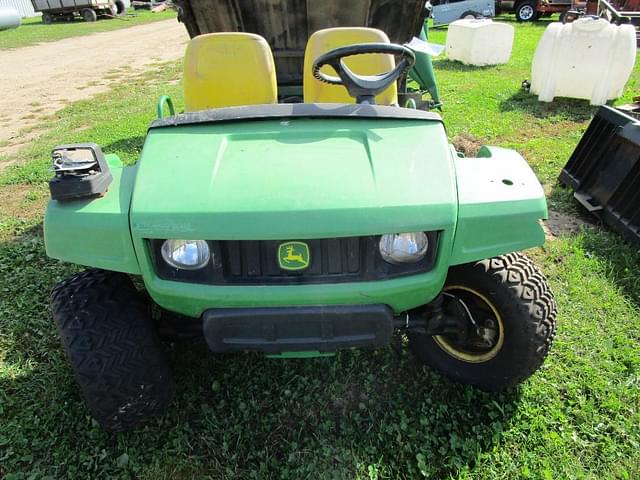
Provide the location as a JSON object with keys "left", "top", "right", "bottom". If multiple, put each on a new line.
{"left": 184, "top": 32, "right": 278, "bottom": 111}
{"left": 303, "top": 27, "right": 398, "bottom": 105}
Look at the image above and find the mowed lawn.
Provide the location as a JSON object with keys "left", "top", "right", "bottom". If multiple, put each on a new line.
{"left": 1, "top": 17, "right": 639, "bottom": 479}
{"left": 0, "top": 9, "right": 176, "bottom": 50}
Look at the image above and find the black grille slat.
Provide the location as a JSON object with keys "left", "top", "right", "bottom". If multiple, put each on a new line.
{"left": 243, "top": 241, "right": 261, "bottom": 276}
{"left": 346, "top": 237, "right": 360, "bottom": 273}
{"left": 327, "top": 238, "right": 342, "bottom": 274}
{"left": 226, "top": 241, "right": 242, "bottom": 276}
{"left": 307, "top": 240, "right": 322, "bottom": 275}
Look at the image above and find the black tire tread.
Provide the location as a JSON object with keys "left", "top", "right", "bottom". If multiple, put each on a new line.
{"left": 480, "top": 253, "right": 557, "bottom": 382}
{"left": 51, "top": 269, "right": 175, "bottom": 432}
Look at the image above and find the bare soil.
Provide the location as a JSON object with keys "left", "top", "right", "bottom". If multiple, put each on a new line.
{"left": 544, "top": 209, "right": 593, "bottom": 239}
{"left": 452, "top": 132, "right": 485, "bottom": 158}
{"left": 0, "top": 19, "right": 188, "bottom": 154}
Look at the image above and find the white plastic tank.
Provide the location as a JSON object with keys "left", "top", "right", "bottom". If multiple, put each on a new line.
{"left": 445, "top": 19, "right": 514, "bottom": 66}
{"left": 0, "top": 7, "right": 21, "bottom": 31}
{"left": 531, "top": 18, "right": 637, "bottom": 106}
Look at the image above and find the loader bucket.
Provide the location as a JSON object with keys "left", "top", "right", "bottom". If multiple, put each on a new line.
{"left": 559, "top": 105, "right": 640, "bottom": 246}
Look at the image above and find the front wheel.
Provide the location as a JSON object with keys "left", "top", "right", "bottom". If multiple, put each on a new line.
{"left": 114, "top": 0, "right": 127, "bottom": 15}
{"left": 81, "top": 8, "right": 97, "bottom": 21}
{"left": 460, "top": 10, "right": 481, "bottom": 19}
{"left": 516, "top": 1, "right": 538, "bottom": 21}
{"left": 409, "top": 253, "right": 557, "bottom": 390}
{"left": 51, "top": 269, "right": 175, "bottom": 431}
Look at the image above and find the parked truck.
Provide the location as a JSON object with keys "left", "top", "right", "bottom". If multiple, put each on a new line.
{"left": 496, "top": 0, "right": 581, "bottom": 21}
{"left": 430, "top": 0, "right": 496, "bottom": 25}
{"left": 31, "top": 0, "right": 126, "bottom": 23}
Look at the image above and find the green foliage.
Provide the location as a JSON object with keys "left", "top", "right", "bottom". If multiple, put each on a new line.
{"left": 0, "top": 10, "right": 176, "bottom": 50}
{"left": 1, "top": 15, "right": 640, "bottom": 480}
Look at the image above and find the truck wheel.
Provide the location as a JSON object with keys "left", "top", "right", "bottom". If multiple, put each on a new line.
{"left": 81, "top": 8, "right": 97, "bottom": 21}
{"left": 51, "top": 269, "right": 175, "bottom": 431}
{"left": 409, "top": 253, "right": 556, "bottom": 390}
{"left": 42, "top": 12, "right": 53, "bottom": 24}
{"left": 114, "top": 0, "right": 127, "bottom": 15}
{"left": 515, "top": 1, "right": 538, "bottom": 21}
{"left": 460, "top": 10, "right": 481, "bottom": 19}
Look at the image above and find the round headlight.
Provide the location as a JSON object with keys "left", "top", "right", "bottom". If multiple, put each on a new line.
{"left": 379, "top": 232, "right": 429, "bottom": 264}
{"left": 161, "top": 240, "right": 211, "bottom": 270}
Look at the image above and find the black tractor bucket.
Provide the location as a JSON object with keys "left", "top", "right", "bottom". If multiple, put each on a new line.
{"left": 559, "top": 105, "right": 640, "bottom": 247}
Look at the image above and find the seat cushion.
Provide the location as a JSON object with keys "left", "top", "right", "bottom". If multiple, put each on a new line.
{"left": 184, "top": 33, "right": 278, "bottom": 111}
{"left": 303, "top": 27, "right": 398, "bottom": 105}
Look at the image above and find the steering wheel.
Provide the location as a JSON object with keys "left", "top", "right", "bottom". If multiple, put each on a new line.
{"left": 312, "top": 43, "right": 416, "bottom": 105}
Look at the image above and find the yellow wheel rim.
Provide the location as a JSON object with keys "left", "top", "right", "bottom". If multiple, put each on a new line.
{"left": 433, "top": 285, "right": 505, "bottom": 364}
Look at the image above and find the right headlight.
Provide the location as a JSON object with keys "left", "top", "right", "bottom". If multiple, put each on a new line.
{"left": 379, "top": 232, "right": 429, "bottom": 264}
{"left": 161, "top": 239, "right": 211, "bottom": 270}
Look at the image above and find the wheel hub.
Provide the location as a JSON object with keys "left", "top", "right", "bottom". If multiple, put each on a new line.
{"left": 433, "top": 286, "right": 505, "bottom": 363}
{"left": 520, "top": 5, "right": 534, "bottom": 20}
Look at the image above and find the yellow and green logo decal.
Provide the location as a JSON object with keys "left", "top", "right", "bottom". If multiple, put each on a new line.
{"left": 278, "top": 241, "right": 310, "bottom": 271}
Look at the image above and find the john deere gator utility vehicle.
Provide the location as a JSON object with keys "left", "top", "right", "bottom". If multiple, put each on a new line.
{"left": 45, "top": 0, "right": 556, "bottom": 431}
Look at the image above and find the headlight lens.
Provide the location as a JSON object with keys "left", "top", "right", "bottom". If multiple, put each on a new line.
{"left": 161, "top": 239, "right": 210, "bottom": 270}
{"left": 379, "top": 232, "right": 429, "bottom": 264}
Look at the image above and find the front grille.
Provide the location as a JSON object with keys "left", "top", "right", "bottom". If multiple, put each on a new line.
{"left": 149, "top": 233, "right": 438, "bottom": 285}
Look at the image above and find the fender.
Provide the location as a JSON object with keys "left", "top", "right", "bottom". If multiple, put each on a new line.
{"left": 450, "top": 146, "right": 547, "bottom": 265}
{"left": 44, "top": 155, "right": 140, "bottom": 274}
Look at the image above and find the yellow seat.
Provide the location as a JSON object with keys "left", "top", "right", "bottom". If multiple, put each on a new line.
{"left": 303, "top": 27, "right": 398, "bottom": 105}
{"left": 183, "top": 33, "right": 278, "bottom": 111}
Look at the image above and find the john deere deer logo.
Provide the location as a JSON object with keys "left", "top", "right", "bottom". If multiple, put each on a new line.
{"left": 278, "top": 241, "right": 310, "bottom": 270}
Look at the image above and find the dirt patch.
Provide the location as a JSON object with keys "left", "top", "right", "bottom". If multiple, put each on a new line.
{"left": 452, "top": 133, "right": 485, "bottom": 157}
{"left": 543, "top": 209, "right": 593, "bottom": 239}
{"left": 0, "top": 183, "right": 49, "bottom": 221}
{"left": 0, "top": 19, "right": 188, "bottom": 155}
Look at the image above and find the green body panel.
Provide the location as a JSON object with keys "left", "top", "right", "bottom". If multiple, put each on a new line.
{"left": 129, "top": 118, "right": 456, "bottom": 240}
{"left": 408, "top": 25, "right": 441, "bottom": 105}
{"left": 44, "top": 155, "right": 141, "bottom": 275}
{"left": 43, "top": 114, "right": 549, "bottom": 320}
{"left": 449, "top": 146, "right": 547, "bottom": 265}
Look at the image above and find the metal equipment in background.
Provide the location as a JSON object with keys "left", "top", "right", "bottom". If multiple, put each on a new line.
{"left": 559, "top": 104, "right": 640, "bottom": 247}
{"left": 600, "top": 0, "right": 640, "bottom": 44}
{"left": 560, "top": 0, "right": 639, "bottom": 44}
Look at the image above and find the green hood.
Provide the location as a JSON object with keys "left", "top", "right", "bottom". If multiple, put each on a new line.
{"left": 130, "top": 117, "right": 457, "bottom": 240}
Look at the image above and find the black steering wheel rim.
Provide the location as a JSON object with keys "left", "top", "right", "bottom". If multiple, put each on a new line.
{"left": 312, "top": 43, "right": 416, "bottom": 104}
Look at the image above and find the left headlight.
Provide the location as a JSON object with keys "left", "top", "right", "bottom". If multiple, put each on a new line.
{"left": 379, "top": 232, "right": 429, "bottom": 264}
{"left": 161, "top": 239, "right": 211, "bottom": 270}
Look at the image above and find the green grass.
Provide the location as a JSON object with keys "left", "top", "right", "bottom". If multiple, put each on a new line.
{"left": 0, "top": 9, "right": 176, "bottom": 50}
{"left": 1, "top": 16, "right": 640, "bottom": 479}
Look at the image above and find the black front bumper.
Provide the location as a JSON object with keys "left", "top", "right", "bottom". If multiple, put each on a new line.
{"left": 202, "top": 305, "right": 394, "bottom": 353}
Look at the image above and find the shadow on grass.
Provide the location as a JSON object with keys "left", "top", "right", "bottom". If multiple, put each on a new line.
{"left": 433, "top": 59, "right": 498, "bottom": 72}
{"left": 142, "top": 338, "right": 523, "bottom": 478}
{"left": 0, "top": 229, "right": 523, "bottom": 478}
{"left": 103, "top": 136, "right": 146, "bottom": 159}
{"left": 500, "top": 90, "right": 597, "bottom": 122}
